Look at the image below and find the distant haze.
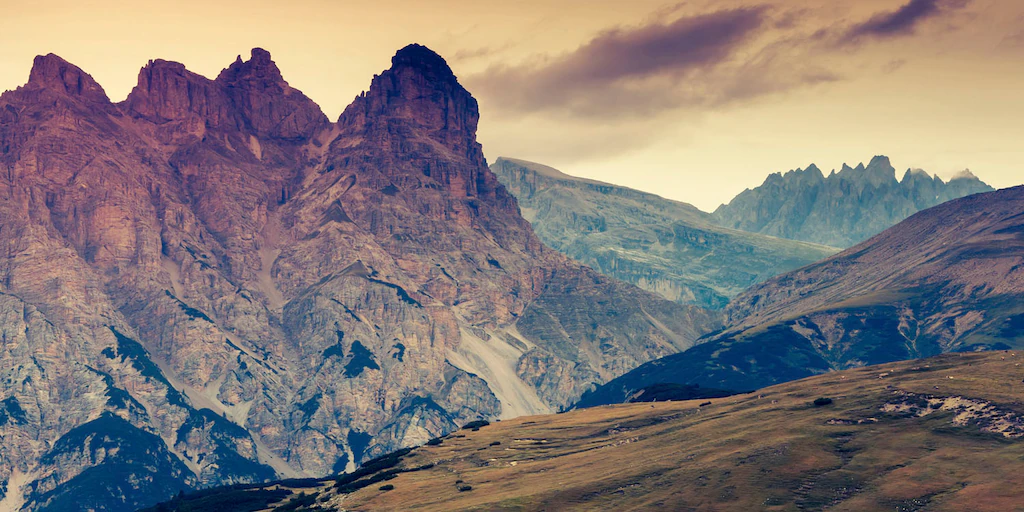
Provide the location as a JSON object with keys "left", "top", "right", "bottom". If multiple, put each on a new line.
{"left": 1, "top": 0, "right": 1022, "bottom": 210}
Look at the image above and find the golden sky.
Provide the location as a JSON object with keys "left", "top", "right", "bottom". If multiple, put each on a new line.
{"left": 1, "top": 0, "right": 1022, "bottom": 210}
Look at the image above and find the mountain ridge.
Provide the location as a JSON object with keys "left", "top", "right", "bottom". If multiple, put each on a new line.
{"left": 492, "top": 157, "right": 837, "bottom": 309}
{"left": 712, "top": 155, "right": 995, "bottom": 247}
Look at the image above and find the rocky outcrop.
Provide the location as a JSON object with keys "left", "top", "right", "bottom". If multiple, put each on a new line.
{"left": 0, "top": 46, "right": 717, "bottom": 510}
{"left": 580, "top": 186, "right": 1024, "bottom": 406}
{"left": 712, "top": 156, "right": 994, "bottom": 248}
{"left": 492, "top": 157, "right": 837, "bottom": 309}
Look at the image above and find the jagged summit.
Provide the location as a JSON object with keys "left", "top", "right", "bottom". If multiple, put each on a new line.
{"left": 23, "top": 53, "right": 108, "bottom": 102}
{"left": 124, "top": 58, "right": 226, "bottom": 124}
{"left": 713, "top": 155, "right": 994, "bottom": 247}
{"left": 862, "top": 155, "right": 897, "bottom": 186}
{"left": 901, "top": 167, "right": 939, "bottom": 184}
{"left": 217, "top": 47, "right": 286, "bottom": 85}
{"left": 390, "top": 43, "right": 457, "bottom": 79}
{"left": 867, "top": 154, "right": 892, "bottom": 167}
{"left": 123, "top": 47, "right": 328, "bottom": 140}
{"left": 338, "top": 43, "right": 479, "bottom": 156}
{"left": 831, "top": 155, "right": 896, "bottom": 187}
{"left": 951, "top": 168, "right": 980, "bottom": 181}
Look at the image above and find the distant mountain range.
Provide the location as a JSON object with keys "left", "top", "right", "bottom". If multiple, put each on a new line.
{"left": 580, "top": 185, "right": 1024, "bottom": 407}
{"left": 492, "top": 158, "right": 836, "bottom": 309}
{"left": 712, "top": 155, "right": 994, "bottom": 248}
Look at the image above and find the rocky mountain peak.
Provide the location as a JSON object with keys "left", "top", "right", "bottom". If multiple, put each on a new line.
{"left": 216, "top": 48, "right": 328, "bottom": 140}
{"left": 867, "top": 154, "right": 892, "bottom": 168}
{"left": 338, "top": 44, "right": 478, "bottom": 154}
{"left": 794, "top": 164, "right": 825, "bottom": 183}
{"left": 124, "top": 58, "right": 228, "bottom": 124}
{"left": 390, "top": 43, "right": 458, "bottom": 80}
{"left": 24, "top": 53, "right": 108, "bottom": 102}
{"left": 900, "top": 168, "right": 939, "bottom": 184}
{"left": 217, "top": 47, "right": 285, "bottom": 87}
{"left": 713, "top": 155, "right": 994, "bottom": 247}
{"left": 123, "top": 48, "right": 327, "bottom": 140}
{"left": 834, "top": 156, "right": 895, "bottom": 188}
{"left": 862, "top": 155, "right": 896, "bottom": 186}
{"left": 951, "top": 168, "right": 980, "bottom": 181}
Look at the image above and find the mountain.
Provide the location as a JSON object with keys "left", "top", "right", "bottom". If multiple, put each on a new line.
{"left": 712, "top": 155, "right": 994, "bottom": 248}
{"left": 579, "top": 185, "right": 1024, "bottom": 407}
{"left": 491, "top": 158, "right": 836, "bottom": 309}
{"left": 154, "top": 351, "right": 1024, "bottom": 511}
{"left": 0, "top": 46, "right": 718, "bottom": 510}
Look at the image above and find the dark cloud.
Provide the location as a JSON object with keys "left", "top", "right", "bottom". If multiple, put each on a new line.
{"left": 842, "top": 0, "right": 969, "bottom": 44}
{"left": 466, "top": 7, "right": 790, "bottom": 119}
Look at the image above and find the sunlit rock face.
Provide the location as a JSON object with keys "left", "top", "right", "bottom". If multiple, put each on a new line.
{"left": 0, "top": 45, "right": 718, "bottom": 510}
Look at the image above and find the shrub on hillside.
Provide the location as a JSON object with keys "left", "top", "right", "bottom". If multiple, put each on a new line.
{"left": 462, "top": 420, "right": 490, "bottom": 430}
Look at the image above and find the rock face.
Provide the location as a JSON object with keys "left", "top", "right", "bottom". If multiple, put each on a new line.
{"left": 492, "top": 157, "right": 837, "bottom": 309}
{"left": 712, "top": 156, "right": 994, "bottom": 248}
{"left": 580, "top": 186, "right": 1024, "bottom": 406}
{"left": 0, "top": 45, "right": 718, "bottom": 510}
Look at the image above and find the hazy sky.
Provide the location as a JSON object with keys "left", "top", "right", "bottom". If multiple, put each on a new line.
{"left": 1, "top": 0, "right": 1022, "bottom": 210}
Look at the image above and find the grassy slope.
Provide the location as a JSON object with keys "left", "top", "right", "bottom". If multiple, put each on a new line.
{"left": 207, "top": 351, "right": 1024, "bottom": 511}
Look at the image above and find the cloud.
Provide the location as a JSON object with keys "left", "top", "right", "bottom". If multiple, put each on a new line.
{"left": 841, "top": 0, "right": 970, "bottom": 44}
{"left": 452, "top": 44, "right": 512, "bottom": 62}
{"left": 882, "top": 58, "right": 908, "bottom": 73}
{"left": 466, "top": 7, "right": 789, "bottom": 119}
{"left": 1006, "top": 30, "right": 1024, "bottom": 48}
{"left": 466, "top": 4, "right": 845, "bottom": 165}
{"left": 1001, "top": 16, "right": 1024, "bottom": 49}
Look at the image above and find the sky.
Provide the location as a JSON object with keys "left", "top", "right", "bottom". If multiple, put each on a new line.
{"left": 1, "top": 0, "right": 1022, "bottom": 210}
